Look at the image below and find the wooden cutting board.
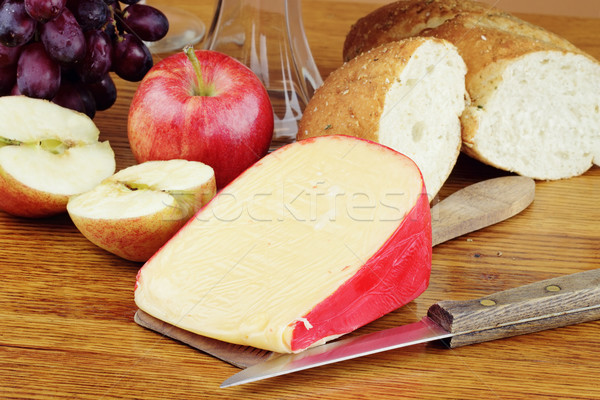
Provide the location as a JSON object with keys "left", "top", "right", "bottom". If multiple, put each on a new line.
{"left": 134, "top": 176, "right": 535, "bottom": 368}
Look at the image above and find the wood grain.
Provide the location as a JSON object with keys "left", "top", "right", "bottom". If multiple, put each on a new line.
{"left": 1, "top": 1, "right": 599, "bottom": 399}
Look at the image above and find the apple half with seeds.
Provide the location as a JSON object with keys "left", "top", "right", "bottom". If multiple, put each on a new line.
{"left": 67, "top": 160, "right": 217, "bottom": 262}
{"left": 0, "top": 96, "right": 116, "bottom": 218}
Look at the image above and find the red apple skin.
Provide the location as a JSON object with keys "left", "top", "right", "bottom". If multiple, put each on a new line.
{"left": 0, "top": 168, "right": 68, "bottom": 218}
{"left": 127, "top": 50, "right": 274, "bottom": 189}
{"left": 70, "top": 211, "right": 192, "bottom": 262}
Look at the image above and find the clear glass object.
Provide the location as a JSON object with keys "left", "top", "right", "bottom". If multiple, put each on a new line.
{"left": 141, "top": 2, "right": 206, "bottom": 54}
{"left": 203, "top": 0, "right": 324, "bottom": 149}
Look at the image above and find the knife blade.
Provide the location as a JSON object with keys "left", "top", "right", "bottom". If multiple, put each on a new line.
{"left": 222, "top": 267, "right": 600, "bottom": 388}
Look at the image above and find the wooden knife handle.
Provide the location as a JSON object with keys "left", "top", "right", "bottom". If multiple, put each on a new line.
{"left": 430, "top": 176, "right": 535, "bottom": 247}
{"left": 427, "top": 268, "right": 600, "bottom": 348}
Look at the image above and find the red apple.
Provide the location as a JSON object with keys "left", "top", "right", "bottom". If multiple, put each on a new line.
{"left": 127, "top": 47, "right": 274, "bottom": 189}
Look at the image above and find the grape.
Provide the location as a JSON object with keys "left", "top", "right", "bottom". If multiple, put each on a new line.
{"left": 16, "top": 42, "right": 61, "bottom": 99}
{"left": 86, "top": 73, "right": 116, "bottom": 110}
{"left": 68, "top": 0, "right": 109, "bottom": 31}
{"left": 57, "top": 66, "right": 95, "bottom": 117}
{"left": 24, "top": 0, "right": 67, "bottom": 23}
{"left": 54, "top": 83, "right": 95, "bottom": 117}
{"left": 77, "top": 84, "right": 95, "bottom": 117}
{"left": 52, "top": 82, "right": 87, "bottom": 113}
{"left": 121, "top": 4, "right": 168, "bottom": 42}
{"left": 0, "top": 64, "right": 16, "bottom": 95}
{"left": 77, "top": 29, "right": 111, "bottom": 83}
{"left": 119, "top": 0, "right": 141, "bottom": 5}
{"left": 112, "top": 33, "right": 152, "bottom": 82}
{"left": 40, "top": 7, "right": 86, "bottom": 64}
{"left": 0, "top": 0, "right": 37, "bottom": 47}
{"left": 10, "top": 83, "right": 21, "bottom": 95}
{"left": 0, "top": 43, "right": 21, "bottom": 66}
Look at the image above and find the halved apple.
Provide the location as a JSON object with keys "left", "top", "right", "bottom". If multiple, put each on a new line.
{"left": 0, "top": 96, "right": 116, "bottom": 218}
{"left": 67, "top": 160, "right": 216, "bottom": 262}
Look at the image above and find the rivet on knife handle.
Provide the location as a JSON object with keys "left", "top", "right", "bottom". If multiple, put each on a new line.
{"left": 427, "top": 268, "right": 600, "bottom": 348}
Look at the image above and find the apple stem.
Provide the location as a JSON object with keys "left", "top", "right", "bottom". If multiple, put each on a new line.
{"left": 184, "top": 45, "right": 214, "bottom": 97}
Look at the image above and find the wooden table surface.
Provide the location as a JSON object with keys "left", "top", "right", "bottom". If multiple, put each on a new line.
{"left": 1, "top": 1, "right": 599, "bottom": 399}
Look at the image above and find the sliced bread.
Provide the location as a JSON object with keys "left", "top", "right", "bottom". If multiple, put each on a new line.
{"left": 298, "top": 37, "right": 467, "bottom": 200}
{"left": 343, "top": 0, "right": 600, "bottom": 180}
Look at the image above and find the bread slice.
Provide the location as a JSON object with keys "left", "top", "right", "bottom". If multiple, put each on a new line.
{"left": 343, "top": 0, "right": 600, "bottom": 180}
{"left": 298, "top": 37, "right": 467, "bottom": 200}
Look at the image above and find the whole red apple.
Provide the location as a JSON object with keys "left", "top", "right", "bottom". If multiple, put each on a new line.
{"left": 127, "top": 47, "right": 274, "bottom": 188}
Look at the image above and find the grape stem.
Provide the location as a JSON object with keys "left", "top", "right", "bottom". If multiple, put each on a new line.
{"left": 184, "top": 45, "right": 215, "bottom": 97}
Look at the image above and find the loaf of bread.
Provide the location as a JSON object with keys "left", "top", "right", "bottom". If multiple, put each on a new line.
{"left": 343, "top": 0, "right": 600, "bottom": 180}
{"left": 298, "top": 37, "right": 467, "bottom": 200}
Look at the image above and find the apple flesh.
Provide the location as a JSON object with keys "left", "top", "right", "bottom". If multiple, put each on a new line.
{"left": 127, "top": 47, "right": 274, "bottom": 189}
{"left": 67, "top": 159, "right": 217, "bottom": 262}
{"left": 0, "top": 96, "right": 115, "bottom": 218}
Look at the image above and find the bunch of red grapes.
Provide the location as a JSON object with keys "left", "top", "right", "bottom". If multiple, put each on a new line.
{"left": 0, "top": 0, "right": 168, "bottom": 117}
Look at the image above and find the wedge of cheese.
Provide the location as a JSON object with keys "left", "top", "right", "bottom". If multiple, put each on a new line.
{"left": 134, "top": 135, "right": 432, "bottom": 353}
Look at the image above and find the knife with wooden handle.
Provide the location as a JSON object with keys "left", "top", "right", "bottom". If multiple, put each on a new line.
{"left": 221, "top": 267, "right": 600, "bottom": 387}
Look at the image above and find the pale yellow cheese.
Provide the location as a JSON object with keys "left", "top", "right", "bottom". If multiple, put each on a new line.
{"left": 134, "top": 136, "right": 423, "bottom": 353}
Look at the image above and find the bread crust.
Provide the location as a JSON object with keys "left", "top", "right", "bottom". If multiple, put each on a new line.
{"left": 343, "top": 0, "right": 582, "bottom": 62}
{"left": 343, "top": 0, "right": 499, "bottom": 60}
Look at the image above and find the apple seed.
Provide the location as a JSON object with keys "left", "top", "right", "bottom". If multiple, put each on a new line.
{"left": 0, "top": 136, "right": 22, "bottom": 147}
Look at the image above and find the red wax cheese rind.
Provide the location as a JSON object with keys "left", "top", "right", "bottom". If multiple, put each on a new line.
{"left": 290, "top": 193, "right": 431, "bottom": 351}
{"left": 134, "top": 135, "right": 432, "bottom": 354}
